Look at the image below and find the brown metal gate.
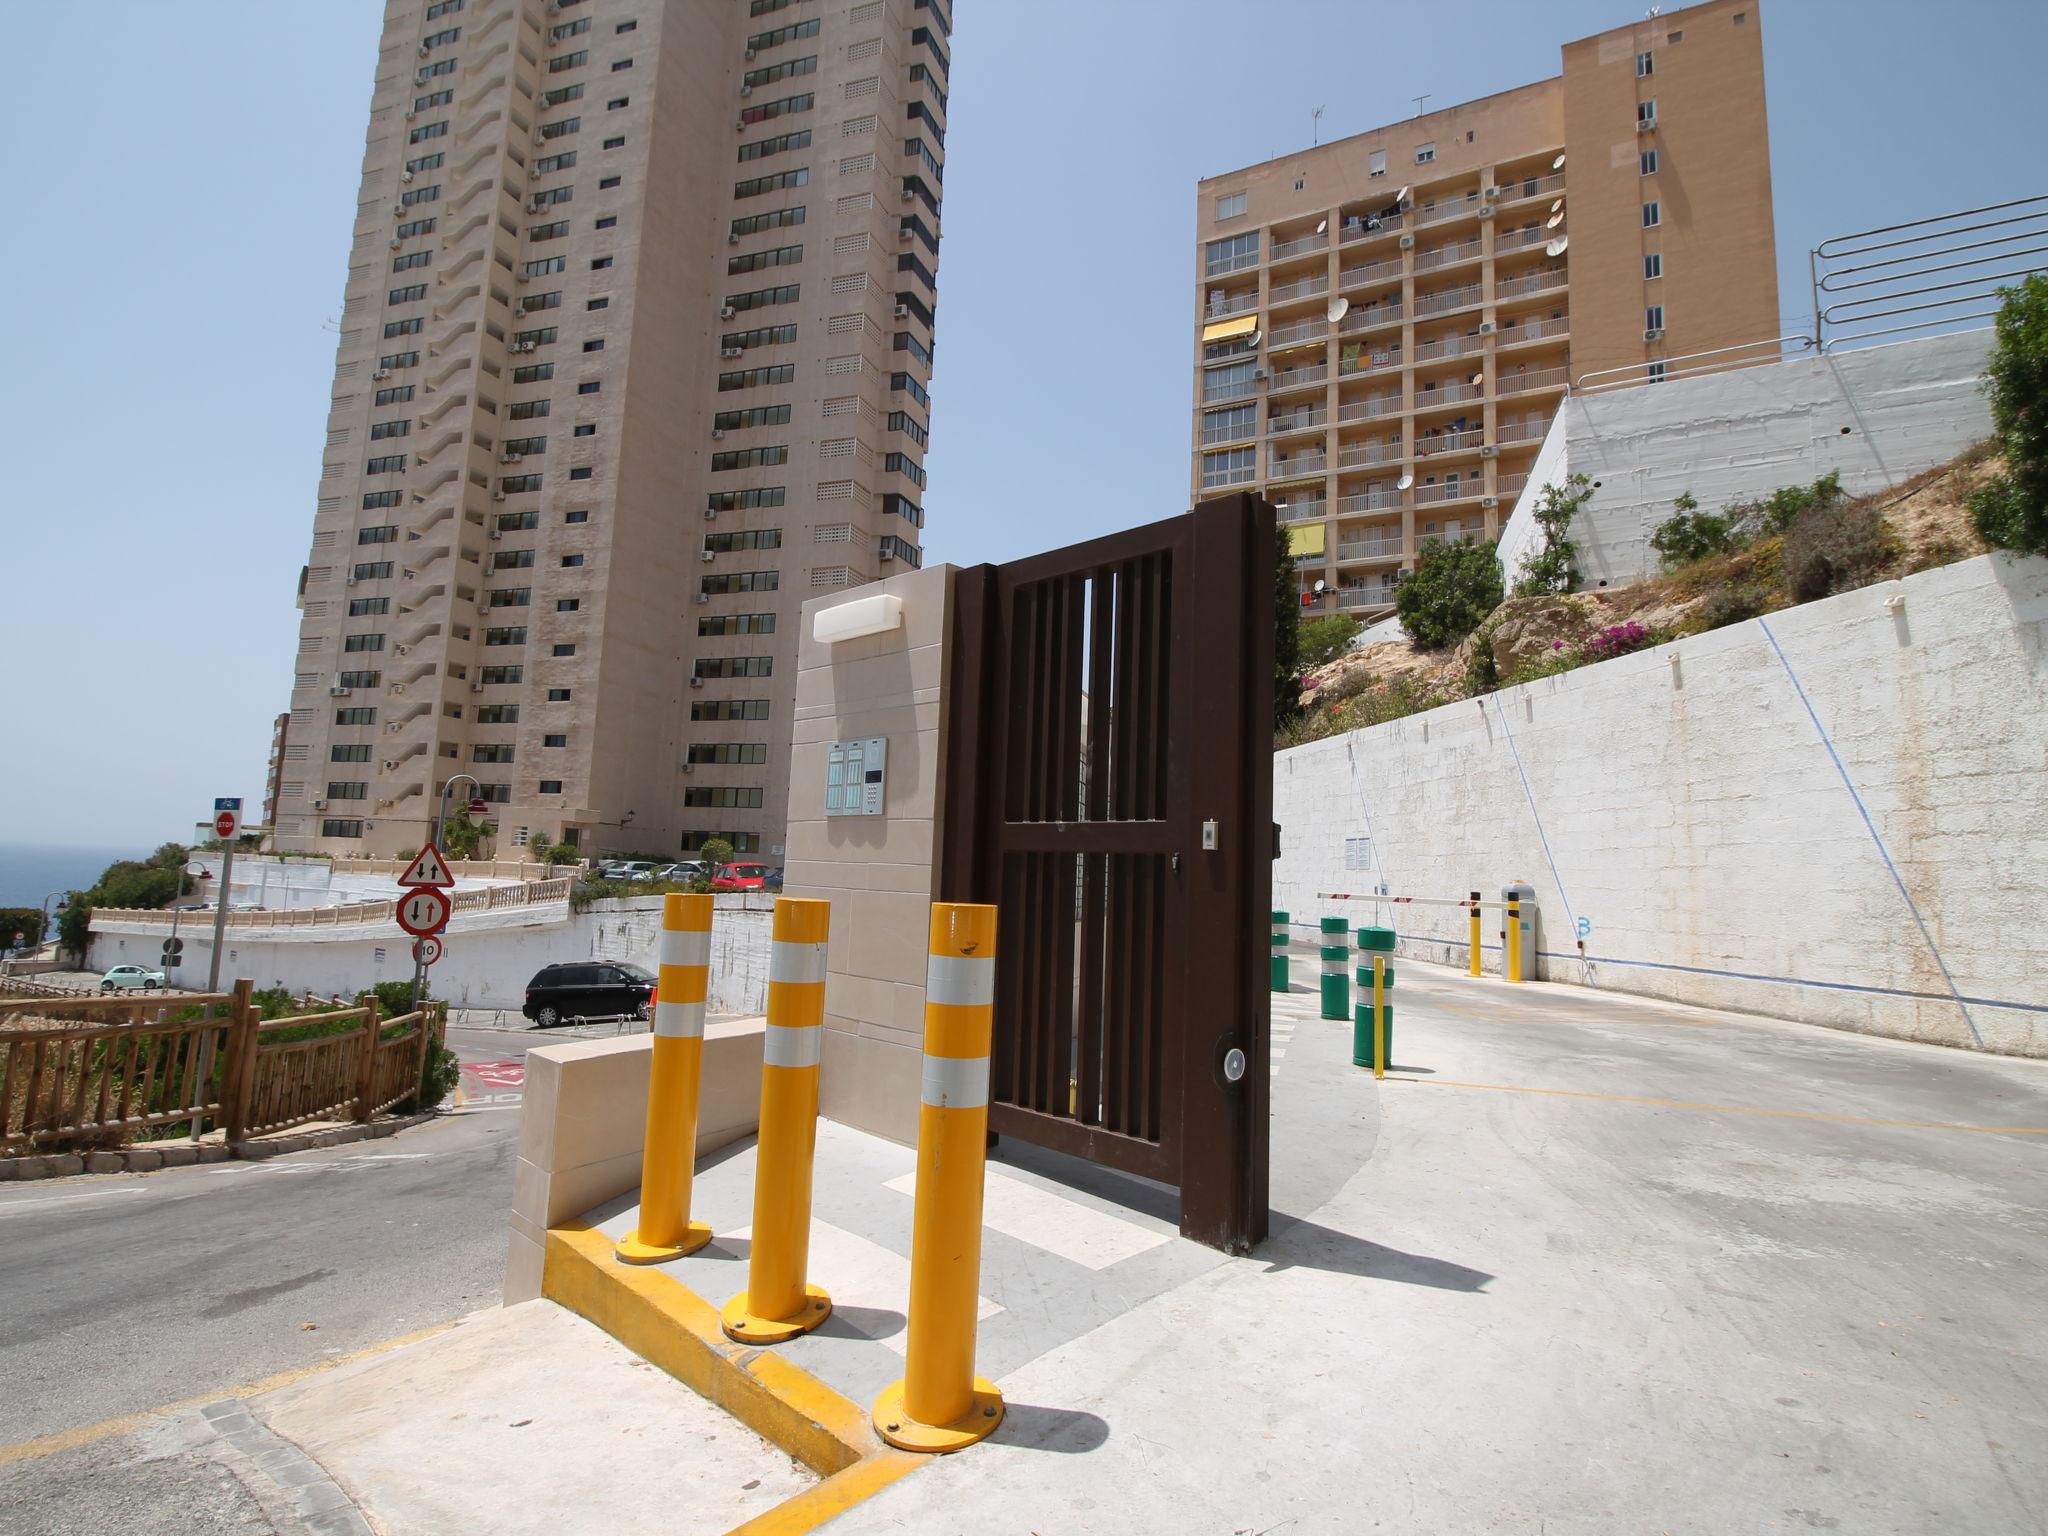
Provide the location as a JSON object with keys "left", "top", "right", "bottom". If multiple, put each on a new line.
{"left": 941, "top": 494, "right": 1274, "bottom": 1252}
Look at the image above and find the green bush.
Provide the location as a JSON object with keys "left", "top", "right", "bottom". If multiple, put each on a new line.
{"left": 698, "top": 837, "right": 736, "bottom": 873}
{"left": 1650, "top": 493, "right": 1739, "bottom": 567}
{"left": 1695, "top": 583, "right": 1772, "bottom": 631}
{"left": 1394, "top": 538, "right": 1502, "bottom": 650}
{"left": 1512, "top": 474, "right": 1590, "bottom": 597}
{"left": 1970, "top": 273, "right": 2048, "bottom": 556}
{"left": 1298, "top": 614, "right": 1363, "bottom": 671}
{"left": 57, "top": 902, "right": 92, "bottom": 960}
{"left": 0, "top": 908, "right": 48, "bottom": 950}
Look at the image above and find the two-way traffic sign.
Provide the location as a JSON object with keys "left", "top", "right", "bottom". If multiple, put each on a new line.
{"left": 397, "top": 841, "right": 455, "bottom": 889}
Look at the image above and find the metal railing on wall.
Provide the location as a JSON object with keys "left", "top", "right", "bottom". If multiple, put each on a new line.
{"left": 1811, "top": 192, "right": 2048, "bottom": 351}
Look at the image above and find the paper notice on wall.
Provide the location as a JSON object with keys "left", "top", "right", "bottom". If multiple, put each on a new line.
{"left": 1344, "top": 836, "right": 1373, "bottom": 871}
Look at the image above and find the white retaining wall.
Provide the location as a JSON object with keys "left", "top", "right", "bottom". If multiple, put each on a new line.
{"left": 1273, "top": 552, "right": 2048, "bottom": 1056}
{"left": 91, "top": 896, "right": 773, "bottom": 1017}
{"left": 1554, "top": 331, "right": 1995, "bottom": 588}
{"left": 187, "top": 854, "right": 520, "bottom": 912}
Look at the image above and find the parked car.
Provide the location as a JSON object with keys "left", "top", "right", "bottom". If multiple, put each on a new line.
{"left": 653, "top": 861, "right": 708, "bottom": 884}
{"left": 762, "top": 868, "right": 785, "bottom": 892}
{"left": 522, "top": 962, "right": 657, "bottom": 1027}
{"left": 100, "top": 965, "right": 167, "bottom": 993}
{"left": 596, "top": 861, "right": 660, "bottom": 882}
{"left": 711, "top": 862, "right": 774, "bottom": 891}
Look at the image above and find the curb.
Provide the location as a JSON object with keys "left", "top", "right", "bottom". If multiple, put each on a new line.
{"left": 543, "top": 1221, "right": 926, "bottom": 1534}
{"left": 0, "top": 1110, "right": 441, "bottom": 1181}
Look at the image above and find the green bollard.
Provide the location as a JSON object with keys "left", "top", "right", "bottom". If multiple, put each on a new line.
{"left": 1354, "top": 926, "right": 1397, "bottom": 1070}
{"left": 1270, "top": 911, "right": 1291, "bottom": 993}
{"left": 1319, "top": 917, "right": 1349, "bottom": 1020}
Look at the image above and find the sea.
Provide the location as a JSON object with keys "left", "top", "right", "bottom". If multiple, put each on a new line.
{"left": 0, "top": 842, "right": 156, "bottom": 912}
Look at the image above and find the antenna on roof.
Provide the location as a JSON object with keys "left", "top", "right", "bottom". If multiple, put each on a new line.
{"left": 1312, "top": 104, "right": 1325, "bottom": 146}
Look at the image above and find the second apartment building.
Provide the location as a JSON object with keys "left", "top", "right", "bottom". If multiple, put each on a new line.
{"left": 276, "top": 0, "right": 950, "bottom": 863}
{"left": 1193, "top": 0, "right": 1776, "bottom": 617}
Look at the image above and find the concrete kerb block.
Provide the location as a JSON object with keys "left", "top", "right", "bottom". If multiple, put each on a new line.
{"left": 85, "top": 1151, "right": 125, "bottom": 1174}
{"left": 125, "top": 1149, "right": 163, "bottom": 1172}
{"left": 45, "top": 1154, "right": 83, "bottom": 1177}
{"left": 198, "top": 1143, "right": 231, "bottom": 1163}
{"left": 158, "top": 1145, "right": 199, "bottom": 1167}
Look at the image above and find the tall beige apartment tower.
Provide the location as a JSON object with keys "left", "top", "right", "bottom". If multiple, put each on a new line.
{"left": 1192, "top": 0, "right": 1776, "bottom": 616}
{"left": 276, "top": 0, "right": 948, "bottom": 862}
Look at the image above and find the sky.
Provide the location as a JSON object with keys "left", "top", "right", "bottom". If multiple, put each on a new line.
{"left": 3, "top": 0, "right": 2042, "bottom": 850}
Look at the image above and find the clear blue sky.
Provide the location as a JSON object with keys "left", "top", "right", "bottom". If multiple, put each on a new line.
{"left": 3, "top": 0, "right": 2040, "bottom": 848}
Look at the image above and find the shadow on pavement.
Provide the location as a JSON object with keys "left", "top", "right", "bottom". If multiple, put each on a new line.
{"left": 1257, "top": 1213, "right": 1493, "bottom": 1292}
{"left": 994, "top": 1401, "right": 1112, "bottom": 1454}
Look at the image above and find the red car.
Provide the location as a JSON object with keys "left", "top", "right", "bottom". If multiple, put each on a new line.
{"left": 711, "top": 862, "right": 773, "bottom": 891}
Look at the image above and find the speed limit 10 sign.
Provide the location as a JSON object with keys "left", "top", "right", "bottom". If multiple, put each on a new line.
{"left": 397, "top": 888, "right": 451, "bottom": 937}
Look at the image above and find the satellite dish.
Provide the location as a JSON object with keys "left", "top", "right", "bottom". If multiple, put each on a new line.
{"left": 1549, "top": 198, "right": 1564, "bottom": 214}
{"left": 1547, "top": 209, "right": 1566, "bottom": 229}
{"left": 1552, "top": 153, "right": 1566, "bottom": 171}
{"left": 1316, "top": 218, "right": 1329, "bottom": 235}
{"left": 1243, "top": 330, "right": 1261, "bottom": 347}
{"left": 1469, "top": 372, "right": 1484, "bottom": 387}
{"left": 1546, "top": 235, "right": 1569, "bottom": 256}
{"left": 1327, "top": 296, "right": 1350, "bottom": 323}
{"left": 1395, "top": 185, "right": 1410, "bottom": 204}
{"left": 1396, "top": 472, "right": 1415, "bottom": 491}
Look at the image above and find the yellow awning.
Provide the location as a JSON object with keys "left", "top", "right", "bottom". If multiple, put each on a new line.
{"left": 1288, "top": 523, "right": 1326, "bottom": 556}
{"left": 1201, "top": 313, "right": 1259, "bottom": 343}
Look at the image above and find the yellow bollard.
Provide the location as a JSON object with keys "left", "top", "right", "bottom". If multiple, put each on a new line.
{"left": 873, "top": 902, "right": 1004, "bottom": 1453}
{"left": 616, "top": 892, "right": 715, "bottom": 1264}
{"left": 722, "top": 897, "right": 833, "bottom": 1342}
{"left": 1372, "top": 953, "right": 1387, "bottom": 1080}
{"left": 1468, "top": 891, "right": 1483, "bottom": 978}
{"left": 1504, "top": 896, "right": 1523, "bottom": 984}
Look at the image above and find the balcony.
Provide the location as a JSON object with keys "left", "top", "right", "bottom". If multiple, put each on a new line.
{"left": 1411, "top": 333, "right": 1482, "bottom": 364}
{"left": 1338, "top": 488, "right": 1402, "bottom": 516}
{"left": 1274, "top": 497, "right": 1328, "bottom": 523}
{"left": 1338, "top": 440, "right": 1402, "bottom": 469}
{"left": 1205, "top": 248, "right": 1260, "bottom": 280}
{"left": 1268, "top": 273, "right": 1331, "bottom": 305}
{"left": 1414, "top": 194, "right": 1482, "bottom": 228}
{"left": 1270, "top": 230, "right": 1327, "bottom": 262}
{"left": 1337, "top": 534, "right": 1403, "bottom": 562}
{"left": 1338, "top": 346, "right": 1402, "bottom": 377}
{"left": 1414, "top": 282, "right": 1483, "bottom": 319}
{"left": 1204, "top": 290, "right": 1260, "bottom": 320}
{"left": 1267, "top": 452, "right": 1328, "bottom": 482}
{"left": 1495, "top": 474, "right": 1530, "bottom": 501}
{"left": 1412, "top": 380, "right": 1484, "bottom": 410}
{"left": 1498, "top": 314, "right": 1570, "bottom": 347}
{"left": 1415, "top": 427, "right": 1484, "bottom": 458}
{"left": 1496, "top": 170, "right": 1567, "bottom": 205}
{"left": 1339, "top": 209, "right": 1404, "bottom": 242}
{"left": 1493, "top": 225, "right": 1553, "bottom": 255}
{"left": 1339, "top": 301, "right": 1402, "bottom": 334}
{"left": 1200, "top": 459, "right": 1257, "bottom": 492}
{"left": 1340, "top": 255, "right": 1402, "bottom": 288}
{"left": 1269, "top": 316, "right": 1331, "bottom": 350}
{"left": 1200, "top": 415, "right": 1257, "bottom": 447}
{"left": 1497, "top": 365, "right": 1569, "bottom": 396}
{"left": 1413, "top": 478, "right": 1482, "bottom": 505}
{"left": 1203, "top": 372, "right": 1261, "bottom": 405}
{"left": 1337, "top": 394, "right": 1401, "bottom": 424}
{"left": 1336, "top": 585, "right": 1397, "bottom": 611}
{"left": 1414, "top": 237, "right": 1483, "bottom": 273}
{"left": 1497, "top": 414, "right": 1553, "bottom": 445}
{"left": 1267, "top": 405, "right": 1328, "bottom": 436}
{"left": 1495, "top": 267, "right": 1569, "bottom": 301}
{"left": 1268, "top": 362, "right": 1327, "bottom": 394}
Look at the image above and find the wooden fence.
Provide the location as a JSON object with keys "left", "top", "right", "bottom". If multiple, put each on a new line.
{"left": 1, "top": 982, "right": 447, "bottom": 1155}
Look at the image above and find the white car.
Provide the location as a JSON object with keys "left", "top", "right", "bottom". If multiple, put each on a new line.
{"left": 100, "top": 965, "right": 168, "bottom": 993}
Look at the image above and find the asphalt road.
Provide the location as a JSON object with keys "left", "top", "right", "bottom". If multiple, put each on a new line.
{"left": 0, "top": 1019, "right": 589, "bottom": 1449}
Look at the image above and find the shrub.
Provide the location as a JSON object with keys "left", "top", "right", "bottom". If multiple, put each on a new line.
{"left": 57, "top": 902, "right": 92, "bottom": 961}
{"left": 1695, "top": 583, "right": 1771, "bottom": 631}
{"left": 1513, "top": 473, "right": 1590, "bottom": 596}
{"left": 1395, "top": 538, "right": 1502, "bottom": 650}
{"left": 1737, "top": 469, "right": 1844, "bottom": 535}
{"left": 1650, "top": 493, "right": 1739, "bottom": 567}
{"left": 0, "top": 908, "right": 48, "bottom": 951}
{"left": 1969, "top": 274, "right": 2048, "bottom": 556}
{"left": 1298, "top": 614, "right": 1363, "bottom": 671}
{"left": 1580, "top": 621, "right": 1656, "bottom": 663}
{"left": 698, "top": 837, "right": 736, "bottom": 873}
{"left": 1780, "top": 496, "right": 1893, "bottom": 602}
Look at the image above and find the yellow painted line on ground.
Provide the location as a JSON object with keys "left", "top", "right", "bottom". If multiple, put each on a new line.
{"left": 543, "top": 1221, "right": 929, "bottom": 1536}
{"left": 1383, "top": 1074, "right": 2048, "bottom": 1136}
{"left": 0, "top": 1319, "right": 463, "bottom": 1470}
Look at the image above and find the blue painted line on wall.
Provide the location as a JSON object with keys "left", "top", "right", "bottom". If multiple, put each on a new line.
{"left": 1489, "top": 693, "right": 1594, "bottom": 985}
{"left": 1755, "top": 616, "right": 1984, "bottom": 1047}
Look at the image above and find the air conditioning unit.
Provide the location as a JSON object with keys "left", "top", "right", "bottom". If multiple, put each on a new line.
{"left": 897, "top": 228, "right": 913, "bottom": 242}
{"left": 470, "top": 682, "right": 486, "bottom": 692}
{"left": 1644, "top": 327, "right": 1664, "bottom": 340}
{"left": 493, "top": 489, "right": 508, "bottom": 501}
{"left": 894, "top": 303, "right": 909, "bottom": 317}
{"left": 488, "top": 527, "right": 502, "bottom": 539}
{"left": 1479, "top": 322, "right": 1496, "bottom": 335}
{"left": 373, "top": 368, "right": 393, "bottom": 380}
{"left": 1254, "top": 368, "right": 1270, "bottom": 382}
{"left": 719, "top": 304, "right": 736, "bottom": 319}
{"left": 383, "top": 759, "right": 399, "bottom": 772}
{"left": 701, "top": 549, "right": 716, "bottom": 562}
{"left": 395, "top": 643, "right": 412, "bottom": 656}
{"left": 499, "top": 451, "right": 522, "bottom": 463}
{"left": 314, "top": 799, "right": 329, "bottom": 809}
{"left": 405, "top": 108, "right": 416, "bottom": 120}
{"left": 328, "top": 687, "right": 353, "bottom": 698}
{"left": 346, "top": 574, "right": 360, "bottom": 586}
{"left": 710, "top": 428, "right": 725, "bottom": 440}
{"left": 393, "top": 205, "right": 407, "bottom": 219}
{"left": 391, "top": 683, "right": 406, "bottom": 695}
{"left": 1483, "top": 187, "right": 1500, "bottom": 200}
{"left": 720, "top": 346, "right": 743, "bottom": 358}
{"left": 1478, "top": 203, "right": 1496, "bottom": 219}
{"left": 743, "top": 46, "right": 756, "bottom": 60}
{"left": 739, "top": 84, "right": 752, "bottom": 97}
{"left": 689, "top": 676, "right": 704, "bottom": 687}
{"left": 879, "top": 547, "right": 895, "bottom": 562}
{"left": 1638, "top": 116, "right": 1657, "bottom": 133}
{"left": 1399, "top": 234, "right": 1416, "bottom": 249}
{"left": 401, "top": 170, "right": 415, "bottom": 184}
{"left": 1481, "top": 496, "right": 1498, "bottom": 508}
{"left": 1480, "top": 445, "right": 1498, "bottom": 458}
{"left": 727, "top": 231, "right": 740, "bottom": 244}
{"left": 390, "top": 238, "right": 404, "bottom": 251}
{"left": 901, "top": 187, "right": 915, "bottom": 202}
{"left": 516, "top": 271, "right": 531, "bottom": 283}
{"left": 695, "top": 591, "right": 710, "bottom": 603}
{"left": 418, "top": 44, "right": 431, "bottom": 57}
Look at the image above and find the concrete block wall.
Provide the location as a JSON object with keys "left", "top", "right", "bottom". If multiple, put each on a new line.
{"left": 1274, "top": 553, "right": 2048, "bottom": 1056}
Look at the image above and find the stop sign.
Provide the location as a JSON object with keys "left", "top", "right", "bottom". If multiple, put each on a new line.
{"left": 214, "top": 810, "right": 237, "bottom": 839}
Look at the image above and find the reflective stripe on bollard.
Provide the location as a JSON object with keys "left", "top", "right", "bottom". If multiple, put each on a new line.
{"left": 616, "top": 893, "right": 714, "bottom": 1264}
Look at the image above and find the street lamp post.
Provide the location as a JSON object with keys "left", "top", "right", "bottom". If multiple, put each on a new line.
{"left": 412, "top": 774, "right": 485, "bottom": 1008}
{"left": 165, "top": 862, "right": 209, "bottom": 984}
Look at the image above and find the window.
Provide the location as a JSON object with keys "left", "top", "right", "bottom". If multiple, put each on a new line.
{"left": 703, "top": 529, "right": 783, "bottom": 552}
{"left": 498, "top": 510, "right": 539, "bottom": 532}
{"left": 335, "top": 707, "right": 376, "bottom": 726}
{"left": 710, "top": 445, "right": 788, "bottom": 472}
{"left": 730, "top": 206, "right": 805, "bottom": 239}
{"left": 515, "top": 327, "right": 557, "bottom": 348}
{"left": 886, "top": 410, "right": 929, "bottom": 448}
{"left": 475, "top": 704, "right": 519, "bottom": 724}
{"left": 531, "top": 185, "right": 573, "bottom": 208}
{"left": 546, "top": 687, "right": 571, "bottom": 701}
{"left": 1204, "top": 230, "right": 1258, "bottom": 278}
{"left": 1637, "top": 50, "right": 1654, "bottom": 76}
{"left": 408, "top": 120, "right": 448, "bottom": 144}
{"left": 538, "top": 780, "right": 564, "bottom": 794}
{"left": 583, "top": 298, "right": 608, "bottom": 313}
{"left": 583, "top": 338, "right": 605, "bottom": 352}
{"left": 353, "top": 560, "right": 393, "bottom": 580}
{"left": 1640, "top": 149, "right": 1658, "bottom": 176}
{"left": 1638, "top": 99, "right": 1657, "bottom": 127}
{"left": 726, "top": 282, "right": 800, "bottom": 313}
{"left": 694, "top": 657, "right": 774, "bottom": 680}
{"left": 386, "top": 284, "right": 427, "bottom": 307}
{"left": 692, "top": 698, "right": 772, "bottom": 720}
{"left": 602, "top": 136, "right": 624, "bottom": 151}
{"left": 422, "top": 26, "right": 460, "bottom": 48}
{"left": 1642, "top": 201, "right": 1661, "bottom": 228}
{"left": 395, "top": 217, "right": 436, "bottom": 239}
{"left": 1201, "top": 446, "right": 1256, "bottom": 490}
{"left": 572, "top": 423, "right": 595, "bottom": 437}
{"left": 564, "top": 509, "right": 589, "bottom": 523}
{"left": 326, "top": 781, "right": 369, "bottom": 801}
{"left": 595, "top": 215, "right": 617, "bottom": 229}
{"left": 556, "top": 599, "right": 581, "bottom": 612}
{"left": 1648, "top": 361, "right": 1668, "bottom": 383}
{"left": 489, "top": 587, "right": 531, "bottom": 607}
{"left": 414, "top": 89, "right": 453, "bottom": 112}
{"left": 358, "top": 525, "right": 398, "bottom": 544}
{"left": 684, "top": 787, "right": 765, "bottom": 809}
{"left": 1645, "top": 304, "right": 1665, "bottom": 333}
{"left": 552, "top": 643, "right": 576, "bottom": 656}
{"left": 883, "top": 492, "right": 923, "bottom": 528}
{"left": 707, "top": 487, "right": 786, "bottom": 512}
{"left": 417, "top": 58, "right": 455, "bottom": 78}
{"left": 608, "top": 97, "right": 629, "bottom": 110}
{"left": 1415, "top": 142, "right": 1435, "bottom": 164}
{"left": 379, "top": 350, "right": 419, "bottom": 370}
{"left": 484, "top": 626, "right": 527, "bottom": 645}
{"left": 1644, "top": 252, "right": 1663, "bottom": 280}
{"left": 405, "top": 152, "right": 443, "bottom": 174}
{"left": 577, "top": 381, "right": 601, "bottom": 396}
{"left": 392, "top": 250, "right": 431, "bottom": 272}
{"left": 1368, "top": 148, "right": 1387, "bottom": 177}
{"left": 720, "top": 363, "right": 796, "bottom": 391}
{"left": 740, "top": 128, "right": 811, "bottom": 162}
{"left": 425, "top": 0, "right": 462, "bottom": 17}
{"left": 688, "top": 742, "right": 770, "bottom": 764}
{"left": 347, "top": 596, "right": 390, "bottom": 616}
{"left": 502, "top": 473, "right": 543, "bottom": 492}
{"left": 493, "top": 549, "right": 535, "bottom": 571}
{"left": 473, "top": 744, "right": 515, "bottom": 764}
{"left": 399, "top": 184, "right": 439, "bottom": 206}
{"left": 748, "top": 16, "right": 819, "bottom": 51}
{"left": 735, "top": 167, "right": 808, "bottom": 200}
{"left": 383, "top": 317, "right": 423, "bottom": 338}
{"left": 322, "top": 820, "right": 365, "bottom": 838}
{"left": 700, "top": 570, "right": 779, "bottom": 595}
{"left": 729, "top": 243, "right": 802, "bottom": 276}
{"left": 598, "top": 176, "right": 620, "bottom": 190}
{"left": 532, "top": 150, "right": 577, "bottom": 175}
{"left": 561, "top": 553, "right": 585, "bottom": 567}
{"left": 739, "top": 91, "right": 813, "bottom": 127}
{"left": 615, "top": 19, "right": 636, "bottom": 32}
{"left": 891, "top": 371, "right": 930, "bottom": 408}
{"left": 549, "top": 16, "right": 590, "bottom": 40}
{"left": 744, "top": 55, "right": 816, "bottom": 90}
{"left": 530, "top": 220, "right": 570, "bottom": 243}
{"left": 512, "top": 367, "right": 556, "bottom": 391}
{"left": 568, "top": 466, "right": 593, "bottom": 480}
{"left": 508, "top": 398, "right": 550, "bottom": 420}
{"left": 365, "top": 454, "right": 406, "bottom": 474}
{"left": 548, "top": 50, "right": 588, "bottom": 73}
{"left": 1203, "top": 360, "right": 1257, "bottom": 403}
{"left": 697, "top": 614, "right": 776, "bottom": 637}
{"left": 480, "top": 665, "right": 523, "bottom": 684}
{"left": 542, "top": 84, "right": 584, "bottom": 106}
{"left": 884, "top": 452, "right": 925, "bottom": 488}
{"left": 1201, "top": 404, "right": 1255, "bottom": 445}
{"left": 721, "top": 323, "right": 797, "bottom": 352}
{"left": 612, "top": 57, "right": 632, "bottom": 71}
{"left": 369, "top": 417, "right": 411, "bottom": 440}
{"left": 893, "top": 330, "right": 932, "bottom": 366}
{"left": 361, "top": 489, "right": 403, "bottom": 509}
{"left": 337, "top": 669, "right": 381, "bottom": 688}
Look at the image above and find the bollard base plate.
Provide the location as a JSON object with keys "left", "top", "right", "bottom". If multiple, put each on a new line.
{"left": 720, "top": 1284, "right": 832, "bottom": 1344}
{"left": 871, "top": 1376, "right": 1005, "bottom": 1454}
{"left": 613, "top": 1221, "right": 712, "bottom": 1265}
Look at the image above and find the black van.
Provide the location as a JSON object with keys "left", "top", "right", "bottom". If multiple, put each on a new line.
{"left": 522, "top": 961, "right": 657, "bottom": 1027}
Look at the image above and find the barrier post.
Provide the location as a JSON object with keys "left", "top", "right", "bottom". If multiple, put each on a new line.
{"left": 616, "top": 892, "right": 714, "bottom": 1264}
{"left": 1318, "top": 917, "right": 1348, "bottom": 1021}
{"left": 722, "top": 897, "right": 833, "bottom": 1343}
{"left": 1269, "top": 910, "right": 1290, "bottom": 992}
{"left": 1468, "top": 891, "right": 1483, "bottom": 978}
{"left": 1372, "top": 956, "right": 1387, "bottom": 1079}
{"left": 1505, "top": 896, "right": 1523, "bottom": 984}
{"left": 1353, "top": 925, "right": 1395, "bottom": 1071}
{"left": 874, "top": 902, "right": 1004, "bottom": 1453}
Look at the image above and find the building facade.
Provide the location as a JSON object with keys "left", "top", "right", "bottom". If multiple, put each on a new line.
{"left": 276, "top": 0, "right": 947, "bottom": 862}
{"left": 1192, "top": 0, "right": 1775, "bottom": 617}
